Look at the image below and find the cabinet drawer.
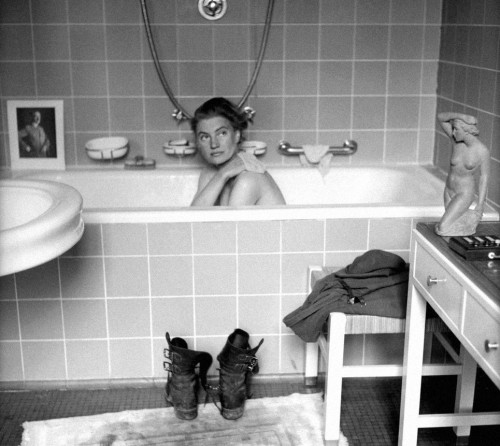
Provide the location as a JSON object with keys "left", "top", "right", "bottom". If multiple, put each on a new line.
{"left": 414, "top": 244, "right": 462, "bottom": 328}
{"left": 463, "top": 295, "right": 500, "bottom": 383}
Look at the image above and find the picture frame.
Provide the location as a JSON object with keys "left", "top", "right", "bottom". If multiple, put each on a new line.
{"left": 7, "top": 100, "right": 65, "bottom": 170}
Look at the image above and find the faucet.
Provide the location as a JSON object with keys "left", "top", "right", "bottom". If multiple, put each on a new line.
{"left": 124, "top": 155, "right": 156, "bottom": 169}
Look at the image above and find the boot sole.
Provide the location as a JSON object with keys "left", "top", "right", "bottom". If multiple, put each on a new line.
{"left": 221, "top": 406, "right": 244, "bottom": 420}
{"left": 165, "top": 390, "right": 198, "bottom": 420}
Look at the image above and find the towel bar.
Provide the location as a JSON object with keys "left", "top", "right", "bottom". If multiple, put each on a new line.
{"left": 278, "top": 139, "right": 358, "bottom": 156}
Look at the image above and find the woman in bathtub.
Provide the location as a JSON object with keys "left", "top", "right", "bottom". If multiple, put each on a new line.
{"left": 190, "top": 97, "right": 285, "bottom": 206}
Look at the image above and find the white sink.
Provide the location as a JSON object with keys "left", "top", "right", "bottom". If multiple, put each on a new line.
{"left": 0, "top": 179, "right": 84, "bottom": 276}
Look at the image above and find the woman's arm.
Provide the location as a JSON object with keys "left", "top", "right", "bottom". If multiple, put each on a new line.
{"left": 191, "top": 157, "right": 247, "bottom": 206}
{"left": 437, "top": 112, "right": 477, "bottom": 137}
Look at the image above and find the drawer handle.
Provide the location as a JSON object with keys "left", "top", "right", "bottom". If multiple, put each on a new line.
{"left": 427, "top": 275, "right": 447, "bottom": 286}
{"left": 485, "top": 341, "right": 499, "bottom": 352}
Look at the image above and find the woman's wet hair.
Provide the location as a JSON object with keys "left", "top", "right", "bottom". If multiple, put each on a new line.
{"left": 191, "top": 97, "right": 249, "bottom": 138}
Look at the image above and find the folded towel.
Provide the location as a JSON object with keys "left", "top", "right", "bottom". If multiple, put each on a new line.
{"left": 302, "top": 144, "right": 330, "bottom": 163}
{"left": 299, "top": 145, "right": 332, "bottom": 178}
{"left": 238, "top": 152, "right": 266, "bottom": 174}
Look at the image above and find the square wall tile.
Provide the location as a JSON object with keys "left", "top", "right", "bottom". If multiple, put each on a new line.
{"left": 353, "top": 61, "right": 387, "bottom": 95}
{"left": 109, "top": 98, "right": 144, "bottom": 131}
{"left": 238, "top": 254, "right": 280, "bottom": 295}
{"left": 282, "top": 220, "right": 324, "bottom": 253}
{"left": 285, "top": 25, "right": 319, "bottom": 60}
{"left": 108, "top": 62, "right": 143, "bottom": 96}
{"left": 73, "top": 98, "right": 109, "bottom": 132}
{"left": 150, "top": 256, "right": 193, "bottom": 297}
{"left": 385, "top": 131, "right": 418, "bottom": 163}
{"left": 151, "top": 297, "right": 194, "bottom": 338}
{"left": 0, "top": 301, "right": 19, "bottom": 340}
{"left": 70, "top": 25, "right": 106, "bottom": 60}
{"left": 16, "top": 260, "right": 60, "bottom": 300}
{"left": 193, "top": 222, "right": 236, "bottom": 254}
{"left": 179, "top": 62, "right": 214, "bottom": 96}
{"left": 238, "top": 221, "right": 280, "bottom": 253}
{"left": 19, "top": 300, "right": 63, "bottom": 340}
{"left": 352, "top": 97, "right": 386, "bottom": 130}
{"left": 105, "top": 257, "right": 149, "bottom": 297}
{"left": 238, "top": 295, "right": 280, "bottom": 335}
{"left": 60, "top": 257, "right": 105, "bottom": 298}
{"left": 109, "top": 339, "right": 152, "bottom": 378}
{"left": 368, "top": 218, "right": 412, "bottom": 251}
{"left": 71, "top": 62, "right": 108, "bottom": 96}
{"left": 194, "top": 255, "right": 237, "bottom": 296}
{"left": 281, "top": 253, "right": 323, "bottom": 294}
{"left": 388, "top": 61, "right": 422, "bottom": 95}
{"left": 355, "top": 25, "right": 388, "bottom": 59}
{"left": 325, "top": 219, "right": 369, "bottom": 251}
{"left": 285, "top": 62, "right": 318, "bottom": 96}
{"left": 107, "top": 298, "right": 151, "bottom": 338}
{"left": 195, "top": 296, "right": 236, "bottom": 336}
{"left": 320, "top": 25, "right": 354, "bottom": 59}
{"left": 103, "top": 224, "right": 147, "bottom": 256}
{"left": 33, "top": 25, "right": 69, "bottom": 60}
{"left": 390, "top": 25, "right": 424, "bottom": 60}
{"left": 66, "top": 340, "right": 109, "bottom": 379}
{"left": 0, "top": 342, "right": 23, "bottom": 381}
{"left": 214, "top": 62, "right": 250, "bottom": 97}
{"left": 63, "top": 299, "right": 107, "bottom": 339}
{"left": 0, "top": 26, "right": 33, "bottom": 59}
{"left": 214, "top": 25, "right": 250, "bottom": 60}
{"left": 22, "top": 341, "right": 66, "bottom": 381}
{"left": 318, "top": 97, "right": 352, "bottom": 130}
{"left": 0, "top": 62, "right": 35, "bottom": 96}
{"left": 319, "top": 61, "right": 352, "bottom": 95}
{"left": 106, "top": 25, "right": 142, "bottom": 60}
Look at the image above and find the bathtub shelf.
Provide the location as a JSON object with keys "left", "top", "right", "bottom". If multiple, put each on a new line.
{"left": 163, "top": 140, "right": 197, "bottom": 157}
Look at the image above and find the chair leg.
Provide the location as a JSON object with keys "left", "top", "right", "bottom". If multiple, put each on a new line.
{"left": 453, "top": 345, "right": 477, "bottom": 437}
{"left": 305, "top": 342, "right": 319, "bottom": 386}
{"left": 324, "top": 312, "right": 347, "bottom": 443}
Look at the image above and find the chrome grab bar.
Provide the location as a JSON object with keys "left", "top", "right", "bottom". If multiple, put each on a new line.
{"left": 278, "top": 140, "right": 358, "bottom": 156}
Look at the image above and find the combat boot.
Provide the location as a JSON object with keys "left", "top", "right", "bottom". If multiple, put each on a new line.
{"left": 216, "top": 328, "right": 264, "bottom": 420}
{"left": 164, "top": 332, "right": 212, "bottom": 420}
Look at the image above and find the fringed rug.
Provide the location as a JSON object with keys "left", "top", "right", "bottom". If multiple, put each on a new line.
{"left": 20, "top": 392, "right": 349, "bottom": 445}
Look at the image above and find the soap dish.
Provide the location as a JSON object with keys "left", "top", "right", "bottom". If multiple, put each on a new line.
{"left": 163, "top": 139, "right": 196, "bottom": 156}
{"left": 241, "top": 140, "right": 267, "bottom": 156}
{"left": 85, "top": 136, "right": 129, "bottom": 160}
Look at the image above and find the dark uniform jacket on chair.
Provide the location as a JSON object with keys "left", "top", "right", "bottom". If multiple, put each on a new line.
{"left": 283, "top": 250, "right": 409, "bottom": 342}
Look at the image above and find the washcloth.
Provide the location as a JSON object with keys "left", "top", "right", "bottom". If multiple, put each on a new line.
{"left": 238, "top": 152, "right": 266, "bottom": 174}
{"left": 299, "top": 145, "right": 332, "bottom": 178}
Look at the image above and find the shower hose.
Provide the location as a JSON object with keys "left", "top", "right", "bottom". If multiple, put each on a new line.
{"left": 140, "top": 0, "right": 275, "bottom": 121}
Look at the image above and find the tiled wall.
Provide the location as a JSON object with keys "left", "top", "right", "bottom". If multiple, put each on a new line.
{"left": 0, "top": 0, "right": 441, "bottom": 168}
{"left": 435, "top": 0, "right": 500, "bottom": 211}
{"left": 0, "top": 217, "right": 424, "bottom": 385}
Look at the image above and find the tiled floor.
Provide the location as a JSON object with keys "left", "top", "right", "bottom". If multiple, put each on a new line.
{"left": 1, "top": 371, "right": 499, "bottom": 445}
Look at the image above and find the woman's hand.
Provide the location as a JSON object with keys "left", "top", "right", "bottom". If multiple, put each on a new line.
{"left": 219, "top": 155, "right": 246, "bottom": 180}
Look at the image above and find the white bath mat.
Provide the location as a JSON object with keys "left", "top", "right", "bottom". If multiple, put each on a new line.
{"left": 20, "top": 392, "right": 349, "bottom": 446}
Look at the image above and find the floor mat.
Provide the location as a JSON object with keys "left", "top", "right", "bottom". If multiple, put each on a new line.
{"left": 20, "top": 392, "right": 349, "bottom": 446}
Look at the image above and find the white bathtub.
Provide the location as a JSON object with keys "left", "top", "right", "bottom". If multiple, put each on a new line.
{"left": 16, "top": 165, "right": 497, "bottom": 223}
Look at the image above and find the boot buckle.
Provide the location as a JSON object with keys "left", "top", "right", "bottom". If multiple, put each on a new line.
{"left": 247, "top": 356, "right": 258, "bottom": 372}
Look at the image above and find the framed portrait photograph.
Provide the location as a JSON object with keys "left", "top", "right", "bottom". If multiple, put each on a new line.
{"left": 7, "top": 100, "right": 65, "bottom": 170}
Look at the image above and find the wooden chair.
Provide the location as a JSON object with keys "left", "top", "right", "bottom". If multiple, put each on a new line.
{"left": 304, "top": 266, "right": 472, "bottom": 445}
